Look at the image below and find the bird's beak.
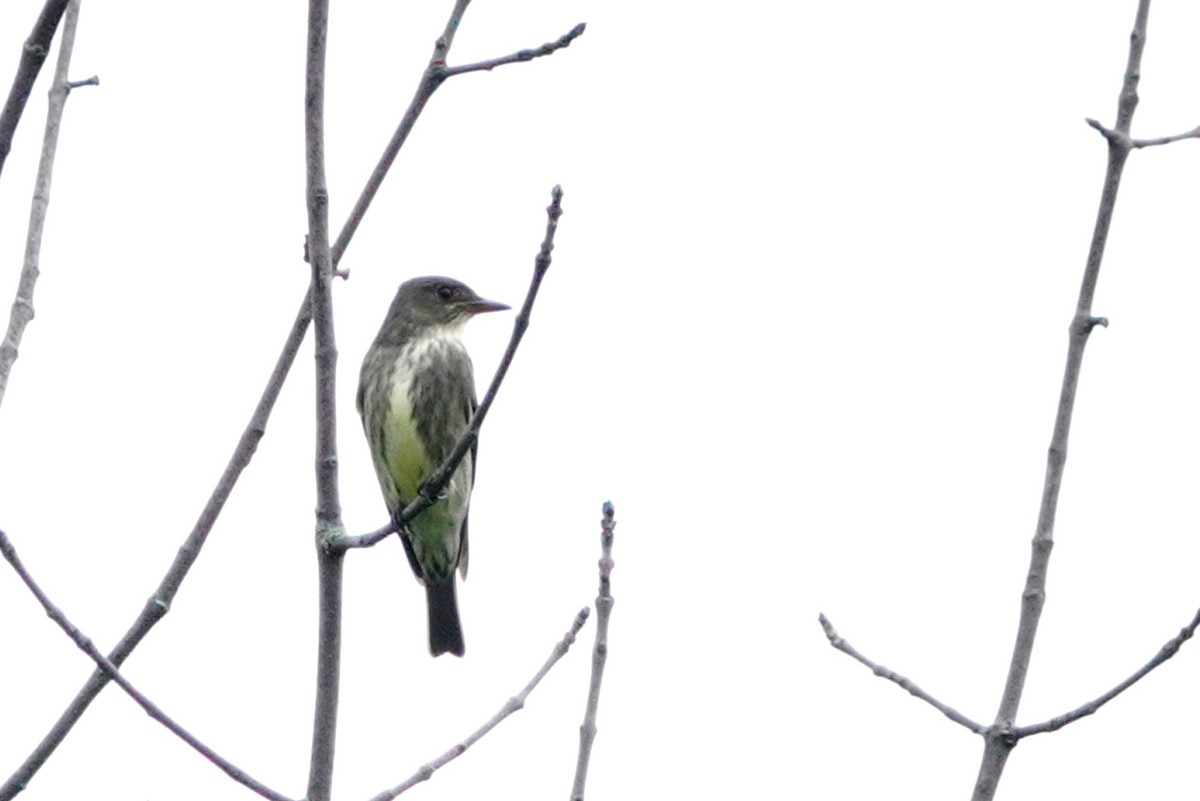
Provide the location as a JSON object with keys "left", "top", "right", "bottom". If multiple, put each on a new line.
{"left": 462, "top": 297, "right": 510, "bottom": 315}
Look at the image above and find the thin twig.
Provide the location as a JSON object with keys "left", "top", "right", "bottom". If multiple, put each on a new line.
{"left": 0, "top": 529, "right": 295, "bottom": 801}
{"left": 1015, "top": 605, "right": 1200, "bottom": 738}
{"left": 0, "top": 0, "right": 81, "bottom": 412}
{"left": 818, "top": 614, "right": 987, "bottom": 735}
{"left": 340, "top": 185, "right": 565, "bottom": 551}
{"left": 971, "top": 3, "right": 1152, "bottom": 799}
{"left": 571, "top": 501, "right": 617, "bottom": 801}
{"left": 443, "top": 22, "right": 586, "bottom": 78}
{"left": 365, "top": 607, "right": 591, "bottom": 801}
{"left": 0, "top": 286, "right": 312, "bottom": 801}
{"left": 0, "top": 0, "right": 70, "bottom": 179}
{"left": 303, "top": 2, "right": 344, "bottom": 801}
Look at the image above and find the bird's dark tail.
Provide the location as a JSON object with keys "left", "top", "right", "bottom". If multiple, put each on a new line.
{"left": 425, "top": 579, "right": 465, "bottom": 657}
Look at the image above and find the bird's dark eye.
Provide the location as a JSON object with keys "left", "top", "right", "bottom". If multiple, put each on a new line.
{"left": 436, "top": 285, "right": 454, "bottom": 301}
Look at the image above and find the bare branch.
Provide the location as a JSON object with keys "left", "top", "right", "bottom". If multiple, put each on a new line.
{"left": 302, "top": 2, "right": 345, "bottom": 800}
{"left": 444, "top": 22, "right": 586, "bottom": 78}
{"left": 0, "top": 0, "right": 70, "bottom": 179}
{"left": 0, "top": 529, "right": 295, "bottom": 801}
{"left": 818, "top": 614, "right": 987, "bottom": 735}
{"left": 1015, "top": 606, "right": 1200, "bottom": 738}
{"left": 571, "top": 501, "right": 617, "bottom": 801}
{"left": 340, "top": 185, "right": 565, "bottom": 551}
{"left": 1131, "top": 125, "right": 1200, "bottom": 148}
{"left": 971, "top": 3, "right": 1153, "bottom": 799}
{"left": 0, "top": 0, "right": 81, "bottom": 412}
{"left": 0, "top": 286, "right": 312, "bottom": 801}
{"left": 365, "top": 607, "right": 590, "bottom": 801}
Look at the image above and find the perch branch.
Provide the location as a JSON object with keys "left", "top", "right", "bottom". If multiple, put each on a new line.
{"left": 0, "top": 0, "right": 70, "bottom": 179}
{"left": 818, "top": 614, "right": 987, "bottom": 735}
{"left": 570, "top": 501, "right": 618, "bottom": 801}
{"left": 0, "top": 0, "right": 81, "bottom": 412}
{"left": 1015, "top": 605, "right": 1200, "bottom": 737}
{"left": 365, "top": 607, "right": 590, "bottom": 801}
{"left": 971, "top": 3, "right": 1152, "bottom": 799}
{"left": 0, "top": 529, "right": 295, "bottom": 801}
{"left": 339, "top": 185, "right": 565, "bottom": 550}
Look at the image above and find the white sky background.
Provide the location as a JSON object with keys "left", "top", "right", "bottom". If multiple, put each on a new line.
{"left": 2, "top": 1, "right": 1200, "bottom": 798}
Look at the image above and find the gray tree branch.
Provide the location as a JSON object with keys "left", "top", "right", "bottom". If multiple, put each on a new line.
{"left": 0, "top": 0, "right": 84, "bottom": 411}
{"left": 0, "top": 529, "right": 295, "bottom": 801}
{"left": 971, "top": 3, "right": 1152, "bottom": 797}
{"left": 818, "top": 614, "right": 987, "bottom": 735}
{"left": 570, "top": 501, "right": 617, "bottom": 801}
{"left": 302, "top": 1, "right": 344, "bottom": 799}
{"left": 365, "top": 608, "right": 591, "bottom": 801}
{"left": 0, "top": 0, "right": 70, "bottom": 180}
{"left": 0, "top": 280, "right": 312, "bottom": 801}
{"left": 1015, "top": 606, "right": 1200, "bottom": 738}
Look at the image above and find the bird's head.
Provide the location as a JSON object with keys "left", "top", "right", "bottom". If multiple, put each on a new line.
{"left": 382, "top": 276, "right": 510, "bottom": 338}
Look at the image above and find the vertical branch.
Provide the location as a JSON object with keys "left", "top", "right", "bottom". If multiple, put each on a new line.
{"left": 0, "top": 0, "right": 70, "bottom": 179}
{"left": 303, "top": 2, "right": 344, "bottom": 801}
{"left": 571, "top": 501, "right": 616, "bottom": 801}
{"left": 0, "top": 0, "right": 82, "bottom": 410}
{"left": 971, "top": 2, "right": 1151, "bottom": 798}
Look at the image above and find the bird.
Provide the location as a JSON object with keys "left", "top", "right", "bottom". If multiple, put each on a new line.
{"left": 357, "top": 276, "right": 509, "bottom": 657}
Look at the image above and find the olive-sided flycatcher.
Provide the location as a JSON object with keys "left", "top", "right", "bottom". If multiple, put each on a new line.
{"left": 357, "top": 276, "right": 509, "bottom": 657}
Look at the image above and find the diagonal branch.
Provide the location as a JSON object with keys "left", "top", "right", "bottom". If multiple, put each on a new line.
{"left": 0, "top": 0, "right": 84, "bottom": 412}
{"left": 971, "top": 3, "right": 1152, "bottom": 799}
{"left": 338, "top": 185, "right": 565, "bottom": 551}
{"left": 1015, "top": 605, "right": 1200, "bottom": 738}
{"left": 818, "top": 614, "right": 987, "bottom": 735}
{"left": 365, "top": 607, "right": 590, "bottom": 801}
{"left": 0, "top": 0, "right": 70, "bottom": 180}
{"left": 0, "top": 285, "right": 312, "bottom": 801}
{"left": 0, "top": 529, "right": 295, "bottom": 801}
{"left": 443, "top": 22, "right": 586, "bottom": 78}
{"left": 570, "top": 501, "right": 617, "bottom": 801}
